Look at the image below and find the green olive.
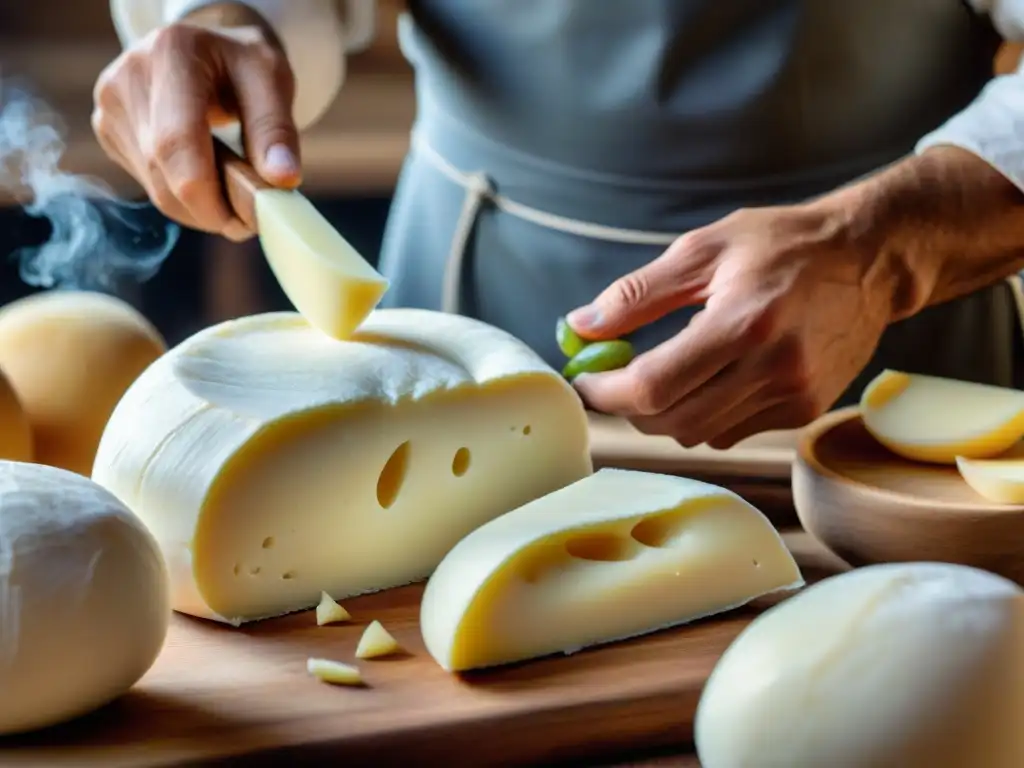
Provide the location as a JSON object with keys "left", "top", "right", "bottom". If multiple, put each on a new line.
{"left": 562, "top": 340, "right": 635, "bottom": 379}
{"left": 555, "top": 316, "right": 588, "bottom": 358}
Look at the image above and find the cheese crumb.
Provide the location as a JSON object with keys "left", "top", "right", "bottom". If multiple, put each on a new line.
{"left": 306, "top": 657, "right": 363, "bottom": 686}
{"left": 316, "top": 591, "right": 351, "bottom": 626}
{"left": 355, "top": 619, "right": 402, "bottom": 659}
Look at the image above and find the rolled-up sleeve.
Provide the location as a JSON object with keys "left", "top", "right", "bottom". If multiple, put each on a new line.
{"left": 109, "top": 0, "right": 375, "bottom": 131}
{"left": 916, "top": 0, "right": 1024, "bottom": 190}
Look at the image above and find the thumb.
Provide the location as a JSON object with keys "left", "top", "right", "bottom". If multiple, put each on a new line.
{"left": 229, "top": 52, "right": 302, "bottom": 188}
{"left": 566, "top": 238, "right": 708, "bottom": 340}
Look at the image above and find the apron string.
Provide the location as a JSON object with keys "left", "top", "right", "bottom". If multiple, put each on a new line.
{"left": 414, "top": 132, "right": 680, "bottom": 315}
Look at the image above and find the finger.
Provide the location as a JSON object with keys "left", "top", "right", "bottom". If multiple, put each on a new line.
{"left": 705, "top": 402, "right": 812, "bottom": 450}
{"left": 629, "top": 361, "right": 773, "bottom": 447}
{"left": 573, "top": 304, "right": 745, "bottom": 417}
{"left": 229, "top": 50, "right": 302, "bottom": 188}
{"left": 566, "top": 232, "right": 713, "bottom": 340}
{"left": 148, "top": 51, "right": 243, "bottom": 235}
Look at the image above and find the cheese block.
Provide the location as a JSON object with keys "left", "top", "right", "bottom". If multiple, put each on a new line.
{"left": 0, "top": 368, "right": 32, "bottom": 462}
{"left": 355, "top": 620, "right": 401, "bottom": 659}
{"left": 860, "top": 369, "right": 1024, "bottom": 463}
{"left": 0, "top": 461, "right": 170, "bottom": 736}
{"left": 695, "top": 562, "right": 1024, "bottom": 768}
{"left": 0, "top": 291, "right": 165, "bottom": 475}
{"left": 92, "top": 309, "right": 592, "bottom": 626}
{"left": 956, "top": 444, "right": 1024, "bottom": 504}
{"left": 255, "top": 189, "right": 389, "bottom": 340}
{"left": 419, "top": 468, "right": 803, "bottom": 672}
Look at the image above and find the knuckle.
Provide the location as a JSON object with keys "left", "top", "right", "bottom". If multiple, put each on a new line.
{"left": 151, "top": 129, "right": 195, "bottom": 166}
{"left": 150, "top": 23, "right": 196, "bottom": 56}
{"left": 610, "top": 273, "right": 651, "bottom": 312}
{"left": 628, "top": 361, "right": 673, "bottom": 415}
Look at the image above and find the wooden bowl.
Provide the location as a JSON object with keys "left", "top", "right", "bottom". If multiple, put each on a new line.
{"left": 793, "top": 407, "right": 1024, "bottom": 584}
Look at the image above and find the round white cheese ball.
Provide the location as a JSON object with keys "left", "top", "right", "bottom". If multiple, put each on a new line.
{"left": 0, "top": 461, "right": 170, "bottom": 736}
{"left": 695, "top": 562, "right": 1024, "bottom": 768}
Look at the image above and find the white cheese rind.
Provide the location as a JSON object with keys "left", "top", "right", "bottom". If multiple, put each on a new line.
{"left": 419, "top": 468, "right": 803, "bottom": 672}
{"left": 0, "top": 461, "right": 170, "bottom": 736}
{"left": 92, "top": 309, "right": 592, "bottom": 626}
{"left": 695, "top": 562, "right": 1024, "bottom": 768}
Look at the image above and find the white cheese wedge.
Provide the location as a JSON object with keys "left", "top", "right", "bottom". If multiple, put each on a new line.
{"left": 956, "top": 444, "right": 1024, "bottom": 504}
{"left": 419, "top": 468, "right": 803, "bottom": 672}
{"left": 306, "top": 658, "right": 363, "bottom": 686}
{"left": 255, "top": 189, "right": 388, "bottom": 340}
{"left": 355, "top": 620, "right": 401, "bottom": 659}
{"left": 860, "top": 369, "right": 1024, "bottom": 464}
{"left": 315, "top": 591, "right": 351, "bottom": 626}
{"left": 0, "top": 461, "right": 170, "bottom": 736}
{"left": 695, "top": 562, "right": 1024, "bottom": 768}
{"left": 92, "top": 309, "right": 592, "bottom": 626}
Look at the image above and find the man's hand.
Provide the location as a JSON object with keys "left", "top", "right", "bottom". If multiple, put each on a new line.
{"left": 92, "top": 3, "right": 301, "bottom": 241}
{"left": 569, "top": 147, "right": 1024, "bottom": 449}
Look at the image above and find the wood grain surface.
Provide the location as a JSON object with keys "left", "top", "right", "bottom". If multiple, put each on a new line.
{"left": 0, "top": 533, "right": 846, "bottom": 767}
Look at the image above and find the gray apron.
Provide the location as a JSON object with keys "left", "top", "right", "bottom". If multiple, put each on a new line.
{"left": 377, "top": 0, "right": 1020, "bottom": 406}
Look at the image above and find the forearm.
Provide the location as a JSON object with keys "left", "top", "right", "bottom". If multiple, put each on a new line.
{"left": 817, "top": 147, "right": 1024, "bottom": 323}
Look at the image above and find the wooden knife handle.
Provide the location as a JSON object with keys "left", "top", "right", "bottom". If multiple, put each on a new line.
{"left": 215, "top": 139, "right": 270, "bottom": 232}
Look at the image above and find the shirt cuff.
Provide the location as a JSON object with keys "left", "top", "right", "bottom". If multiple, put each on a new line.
{"left": 916, "top": 72, "right": 1024, "bottom": 193}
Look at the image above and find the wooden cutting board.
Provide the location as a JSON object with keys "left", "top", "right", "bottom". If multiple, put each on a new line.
{"left": 588, "top": 414, "right": 796, "bottom": 480}
{"left": 0, "top": 533, "right": 846, "bottom": 767}
{"left": 588, "top": 414, "right": 799, "bottom": 527}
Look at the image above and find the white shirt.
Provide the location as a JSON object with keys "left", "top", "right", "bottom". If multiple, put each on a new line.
{"left": 109, "top": 0, "right": 1024, "bottom": 191}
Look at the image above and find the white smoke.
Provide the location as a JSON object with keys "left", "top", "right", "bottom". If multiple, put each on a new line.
{"left": 0, "top": 79, "right": 179, "bottom": 291}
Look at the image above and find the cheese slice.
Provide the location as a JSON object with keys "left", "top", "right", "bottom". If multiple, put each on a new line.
{"left": 860, "top": 369, "right": 1024, "bottom": 464}
{"left": 307, "top": 658, "right": 363, "bottom": 686}
{"left": 92, "top": 309, "right": 592, "bottom": 626}
{"left": 419, "top": 468, "right": 804, "bottom": 672}
{"left": 315, "top": 591, "right": 351, "bottom": 626}
{"left": 355, "top": 620, "right": 401, "bottom": 659}
{"left": 956, "top": 444, "right": 1024, "bottom": 504}
{"left": 255, "top": 189, "right": 389, "bottom": 340}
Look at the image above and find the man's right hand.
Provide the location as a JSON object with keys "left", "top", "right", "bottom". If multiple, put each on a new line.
{"left": 92, "top": 13, "right": 302, "bottom": 241}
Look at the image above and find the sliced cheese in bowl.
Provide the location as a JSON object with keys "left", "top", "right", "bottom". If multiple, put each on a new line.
{"left": 92, "top": 309, "right": 592, "bottom": 626}
{"left": 956, "top": 443, "right": 1024, "bottom": 504}
{"left": 420, "top": 468, "right": 803, "bottom": 672}
{"left": 860, "top": 369, "right": 1024, "bottom": 464}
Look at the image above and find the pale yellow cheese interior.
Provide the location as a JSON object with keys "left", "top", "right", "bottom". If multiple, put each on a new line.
{"left": 420, "top": 468, "right": 803, "bottom": 672}
{"left": 255, "top": 189, "right": 389, "bottom": 340}
{"left": 860, "top": 369, "right": 1024, "bottom": 464}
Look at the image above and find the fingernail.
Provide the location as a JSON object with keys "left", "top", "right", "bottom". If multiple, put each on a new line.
{"left": 567, "top": 305, "right": 602, "bottom": 331}
{"left": 263, "top": 143, "right": 300, "bottom": 177}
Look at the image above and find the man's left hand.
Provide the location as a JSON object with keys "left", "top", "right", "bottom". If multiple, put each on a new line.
{"left": 568, "top": 202, "right": 898, "bottom": 449}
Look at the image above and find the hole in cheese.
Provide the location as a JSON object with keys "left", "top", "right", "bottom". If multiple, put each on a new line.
{"left": 564, "top": 532, "right": 636, "bottom": 562}
{"left": 249, "top": 566, "right": 261, "bottom": 576}
{"left": 452, "top": 447, "right": 471, "bottom": 477}
{"left": 630, "top": 508, "right": 690, "bottom": 548}
{"left": 232, "top": 564, "right": 240, "bottom": 576}
{"left": 282, "top": 571, "right": 297, "bottom": 580}
{"left": 523, "top": 425, "right": 532, "bottom": 435}
{"left": 377, "top": 441, "right": 410, "bottom": 509}
{"left": 262, "top": 536, "right": 275, "bottom": 549}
